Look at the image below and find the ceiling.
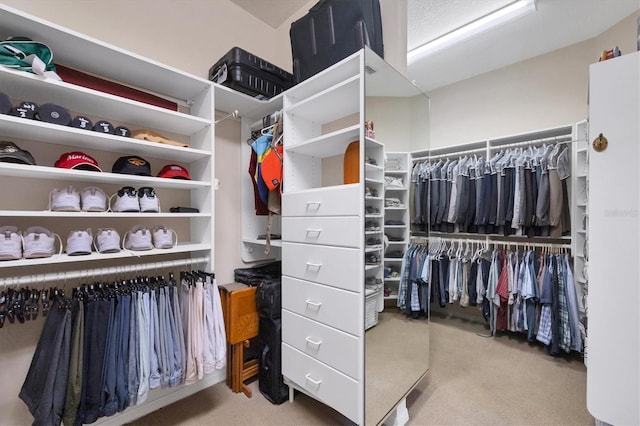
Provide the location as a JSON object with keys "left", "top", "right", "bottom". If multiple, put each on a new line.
{"left": 231, "top": 0, "right": 639, "bottom": 92}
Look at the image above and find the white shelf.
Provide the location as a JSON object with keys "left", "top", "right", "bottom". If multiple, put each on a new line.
{"left": 366, "top": 196, "right": 384, "bottom": 201}
{"left": 383, "top": 258, "right": 403, "bottom": 262}
{"left": 0, "top": 242, "right": 210, "bottom": 269}
{"left": 0, "top": 163, "right": 209, "bottom": 189}
{"left": 384, "top": 277, "right": 401, "bottom": 282}
{"left": 286, "top": 75, "right": 359, "bottom": 124}
{"left": 384, "top": 295, "right": 399, "bottom": 300}
{"left": 366, "top": 214, "right": 383, "bottom": 218}
{"left": 384, "top": 225, "right": 407, "bottom": 229}
{"left": 365, "top": 230, "right": 383, "bottom": 235}
{"left": 286, "top": 125, "right": 360, "bottom": 157}
{"left": 366, "top": 178, "right": 384, "bottom": 184}
{"left": 0, "top": 210, "right": 208, "bottom": 218}
{"left": 386, "top": 240, "right": 408, "bottom": 245}
{"left": 385, "top": 187, "right": 408, "bottom": 191}
{"left": 385, "top": 206, "right": 406, "bottom": 210}
{"left": 0, "top": 115, "right": 210, "bottom": 163}
{"left": 366, "top": 163, "right": 383, "bottom": 172}
{"left": 242, "top": 238, "right": 282, "bottom": 248}
{"left": 365, "top": 264, "right": 382, "bottom": 271}
{"left": 384, "top": 170, "right": 406, "bottom": 175}
{"left": 365, "top": 246, "right": 383, "bottom": 252}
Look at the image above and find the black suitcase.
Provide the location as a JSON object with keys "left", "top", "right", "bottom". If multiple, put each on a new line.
{"left": 208, "top": 47, "right": 295, "bottom": 99}
{"left": 290, "top": 0, "right": 384, "bottom": 83}
{"left": 256, "top": 278, "right": 281, "bottom": 319}
{"left": 233, "top": 261, "right": 281, "bottom": 287}
{"left": 258, "top": 317, "right": 288, "bottom": 404}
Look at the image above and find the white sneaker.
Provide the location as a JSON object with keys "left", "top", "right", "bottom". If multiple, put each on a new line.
{"left": 123, "top": 225, "right": 153, "bottom": 251}
{"left": 81, "top": 187, "right": 107, "bottom": 212}
{"left": 138, "top": 187, "right": 160, "bottom": 213}
{"left": 50, "top": 186, "right": 81, "bottom": 212}
{"left": 109, "top": 187, "right": 140, "bottom": 212}
{"left": 23, "top": 226, "right": 58, "bottom": 259}
{"left": 152, "top": 225, "right": 177, "bottom": 249}
{"left": 0, "top": 226, "right": 22, "bottom": 260}
{"left": 66, "top": 229, "right": 93, "bottom": 256}
{"left": 94, "top": 228, "right": 121, "bottom": 253}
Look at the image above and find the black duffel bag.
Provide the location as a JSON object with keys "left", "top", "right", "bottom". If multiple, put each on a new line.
{"left": 233, "top": 261, "right": 281, "bottom": 287}
{"left": 256, "top": 278, "right": 281, "bottom": 319}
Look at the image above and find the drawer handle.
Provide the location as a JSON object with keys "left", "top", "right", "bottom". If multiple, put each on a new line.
{"left": 305, "top": 201, "right": 322, "bottom": 209}
{"left": 305, "top": 228, "right": 322, "bottom": 235}
{"left": 305, "top": 262, "right": 322, "bottom": 269}
{"left": 305, "top": 336, "right": 322, "bottom": 347}
{"left": 305, "top": 299, "right": 322, "bottom": 309}
{"left": 305, "top": 373, "right": 322, "bottom": 387}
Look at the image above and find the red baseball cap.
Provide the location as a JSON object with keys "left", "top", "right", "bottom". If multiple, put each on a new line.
{"left": 55, "top": 151, "right": 102, "bottom": 172}
{"left": 158, "top": 164, "right": 191, "bottom": 180}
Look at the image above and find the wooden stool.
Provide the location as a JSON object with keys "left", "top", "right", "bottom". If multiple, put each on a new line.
{"left": 219, "top": 283, "right": 259, "bottom": 397}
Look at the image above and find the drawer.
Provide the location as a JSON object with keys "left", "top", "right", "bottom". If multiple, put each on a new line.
{"left": 282, "top": 310, "right": 360, "bottom": 379}
{"left": 282, "top": 276, "right": 361, "bottom": 336}
{"left": 282, "top": 242, "right": 361, "bottom": 292}
{"left": 283, "top": 184, "right": 360, "bottom": 217}
{"left": 282, "top": 216, "right": 360, "bottom": 248}
{"left": 283, "top": 343, "right": 360, "bottom": 423}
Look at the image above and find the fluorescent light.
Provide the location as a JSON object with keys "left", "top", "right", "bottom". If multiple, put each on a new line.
{"left": 408, "top": 0, "right": 537, "bottom": 64}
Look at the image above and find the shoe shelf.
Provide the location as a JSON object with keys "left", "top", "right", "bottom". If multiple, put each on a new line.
{"left": 0, "top": 210, "right": 208, "bottom": 218}
{"left": 0, "top": 163, "right": 209, "bottom": 189}
{"left": 0, "top": 115, "right": 210, "bottom": 164}
{"left": 0, "top": 242, "right": 211, "bottom": 269}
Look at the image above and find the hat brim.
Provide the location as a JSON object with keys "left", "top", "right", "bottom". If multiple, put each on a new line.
{"left": 158, "top": 172, "right": 190, "bottom": 180}
{"left": 71, "top": 162, "right": 102, "bottom": 172}
{"left": 0, "top": 154, "right": 35, "bottom": 165}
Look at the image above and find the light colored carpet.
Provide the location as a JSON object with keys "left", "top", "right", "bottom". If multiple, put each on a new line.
{"left": 132, "top": 310, "right": 592, "bottom": 426}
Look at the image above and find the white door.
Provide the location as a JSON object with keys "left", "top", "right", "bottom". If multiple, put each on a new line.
{"left": 587, "top": 51, "right": 640, "bottom": 426}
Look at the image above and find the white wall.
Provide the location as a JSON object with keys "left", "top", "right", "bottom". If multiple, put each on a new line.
{"left": 427, "top": 9, "right": 640, "bottom": 150}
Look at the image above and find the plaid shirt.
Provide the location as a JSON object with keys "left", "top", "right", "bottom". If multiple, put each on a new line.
{"left": 536, "top": 305, "right": 552, "bottom": 345}
{"left": 556, "top": 255, "right": 571, "bottom": 352}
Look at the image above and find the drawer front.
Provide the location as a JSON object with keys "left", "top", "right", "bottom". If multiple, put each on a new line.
{"left": 282, "top": 276, "right": 362, "bottom": 336}
{"left": 282, "top": 216, "right": 360, "bottom": 248}
{"left": 282, "top": 343, "right": 360, "bottom": 423}
{"left": 282, "top": 242, "right": 361, "bottom": 292}
{"left": 282, "top": 310, "right": 360, "bottom": 379}
{"left": 283, "top": 185, "right": 360, "bottom": 217}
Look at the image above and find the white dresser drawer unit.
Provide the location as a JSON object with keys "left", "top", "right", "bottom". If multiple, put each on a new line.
{"left": 283, "top": 184, "right": 360, "bottom": 217}
{"left": 282, "top": 216, "right": 360, "bottom": 248}
{"left": 282, "top": 276, "right": 361, "bottom": 336}
{"left": 282, "top": 343, "right": 359, "bottom": 423}
{"left": 282, "top": 242, "right": 362, "bottom": 292}
{"left": 282, "top": 310, "right": 360, "bottom": 379}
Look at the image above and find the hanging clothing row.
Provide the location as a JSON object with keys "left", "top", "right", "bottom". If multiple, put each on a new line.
{"left": 399, "top": 240, "right": 584, "bottom": 356}
{"left": 19, "top": 269, "right": 226, "bottom": 426}
{"left": 411, "top": 143, "right": 571, "bottom": 238}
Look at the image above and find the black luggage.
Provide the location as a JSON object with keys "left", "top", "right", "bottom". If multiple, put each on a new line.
{"left": 209, "top": 47, "right": 295, "bottom": 99}
{"left": 256, "top": 278, "right": 281, "bottom": 319}
{"left": 233, "top": 261, "right": 281, "bottom": 287}
{"left": 289, "top": 0, "right": 384, "bottom": 83}
{"left": 258, "top": 317, "right": 288, "bottom": 404}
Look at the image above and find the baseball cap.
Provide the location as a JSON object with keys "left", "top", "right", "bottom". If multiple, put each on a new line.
{"left": 0, "top": 141, "right": 36, "bottom": 165}
{"left": 55, "top": 151, "right": 102, "bottom": 172}
{"left": 112, "top": 155, "right": 152, "bottom": 176}
{"left": 157, "top": 164, "right": 191, "bottom": 180}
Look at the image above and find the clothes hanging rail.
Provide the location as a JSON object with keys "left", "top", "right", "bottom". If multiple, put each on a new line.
{"left": 411, "top": 235, "right": 571, "bottom": 249}
{"left": 489, "top": 136, "right": 583, "bottom": 151}
{"left": 412, "top": 146, "right": 488, "bottom": 162}
{"left": 1, "top": 256, "right": 210, "bottom": 288}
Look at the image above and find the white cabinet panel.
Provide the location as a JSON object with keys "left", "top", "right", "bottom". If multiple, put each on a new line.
{"left": 282, "top": 343, "right": 359, "bottom": 423}
{"left": 282, "top": 217, "right": 360, "bottom": 248}
{"left": 282, "top": 243, "right": 361, "bottom": 292}
{"left": 283, "top": 185, "right": 360, "bottom": 217}
{"left": 282, "top": 276, "right": 361, "bottom": 336}
{"left": 282, "top": 310, "right": 359, "bottom": 379}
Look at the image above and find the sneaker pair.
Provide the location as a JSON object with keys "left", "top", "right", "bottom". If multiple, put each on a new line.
{"left": 365, "top": 206, "right": 380, "bottom": 215}
{"left": 365, "top": 253, "right": 380, "bottom": 265}
{"left": 123, "top": 225, "right": 177, "bottom": 251}
{"left": 50, "top": 186, "right": 108, "bottom": 212}
{"left": 365, "top": 221, "right": 380, "bottom": 231}
{"left": 109, "top": 186, "right": 160, "bottom": 213}
{"left": 0, "top": 226, "right": 61, "bottom": 260}
{"left": 366, "top": 237, "right": 382, "bottom": 247}
{"left": 365, "top": 187, "right": 379, "bottom": 198}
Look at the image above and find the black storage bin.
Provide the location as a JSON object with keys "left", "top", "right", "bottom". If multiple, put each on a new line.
{"left": 209, "top": 47, "right": 295, "bottom": 99}
{"left": 290, "top": 0, "right": 384, "bottom": 83}
{"left": 233, "top": 261, "right": 281, "bottom": 287}
{"left": 258, "top": 317, "right": 289, "bottom": 404}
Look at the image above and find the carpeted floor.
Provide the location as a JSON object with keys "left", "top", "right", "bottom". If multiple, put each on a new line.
{"left": 132, "top": 310, "right": 592, "bottom": 426}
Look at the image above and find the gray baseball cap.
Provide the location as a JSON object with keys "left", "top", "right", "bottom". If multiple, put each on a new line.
{"left": 0, "top": 141, "right": 36, "bottom": 165}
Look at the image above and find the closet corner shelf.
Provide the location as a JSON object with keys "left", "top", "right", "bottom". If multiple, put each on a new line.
{"left": 365, "top": 230, "right": 383, "bottom": 235}
{"left": 286, "top": 125, "right": 359, "bottom": 157}
{"left": 0, "top": 163, "right": 210, "bottom": 189}
{"left": 365, "top": 214, "right": 384, "bottom": 219}
{"left": 365, "top": 264, "right": 382, "bottom": 271}
{"left": 285, "top": 75, "right": 359, "bottom": 124}
{"left": 0, "top": 115, "right": 211, "bottom": 163}
{"left": 365, "top": 163, "right": 384, "bottom": 172}
{"left": 366, "top": 196, "right": 384, "bottom": 201}
{"left": 366, "top": 178, "right": 384, "bottom": 185}
{"left": 365, "top": 136, "right": 384, "bottom": 147}
{"left": 365, "top": 246, "right": 383, "bottom": 252}
{"left": 0, "top": 243, "right": 211, "bottom": 269}
{"left": 242, "top": 238, "right": 282, "bottom": 248}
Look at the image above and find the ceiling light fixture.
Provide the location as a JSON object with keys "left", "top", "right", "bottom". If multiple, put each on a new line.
{"left": 407, "top": 0, "right": 537, "bottom": 64}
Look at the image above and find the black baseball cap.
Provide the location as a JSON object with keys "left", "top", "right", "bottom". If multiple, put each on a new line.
{"left": 112, "top": 155, "right": 151, "bottom": 176}
{"left": 0, "top": 141, "right": 36, "bottom": 165}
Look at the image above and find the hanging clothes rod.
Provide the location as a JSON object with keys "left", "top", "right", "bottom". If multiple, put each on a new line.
{"left": 1, "top": 256, "right": 210, "bottom": 288}
{"left": 490, "top": 136, "right": 582, "bottom": 151}
{"left": 411, "top": 235, "right": 571, "bottom": 249}
{"left": 412, "top": 146, "right": 488, "bottom": 162}
{"left": 214, "top": 110, "right": 239, "bottom": 124}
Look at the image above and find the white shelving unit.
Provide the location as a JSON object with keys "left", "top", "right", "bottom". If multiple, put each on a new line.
{"left": 383, "top": 152, "right": 410, "bottom": 301}
{"left": 281, "top": 51, "right": 366, "bottom": 425}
